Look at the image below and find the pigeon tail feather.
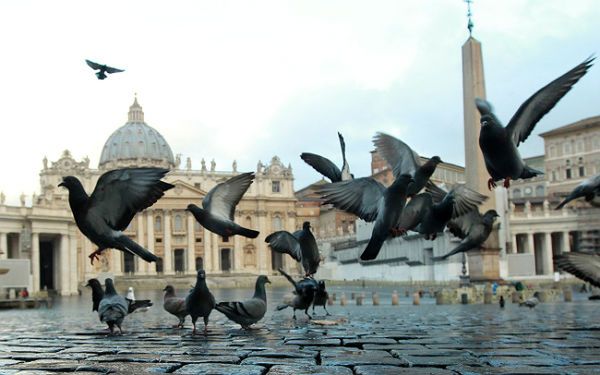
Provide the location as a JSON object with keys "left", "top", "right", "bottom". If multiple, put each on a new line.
{"left": 237, "top": 227, "right": 260, "bottom": 239}
{"left": 360, "top": 235, "right": 385, "bottom": 261}
{"left": 116, "top": 235, "right": 158, "bottom": 263}
{"left": 520, "top": 165, "right": 544, "bottom": 179}
{"left": 276, "top": 304, "right": 289, "bottom": 311}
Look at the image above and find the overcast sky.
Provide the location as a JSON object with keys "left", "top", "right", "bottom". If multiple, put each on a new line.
{"left": 0, "top": 1, "right": 598, "bottom": 205}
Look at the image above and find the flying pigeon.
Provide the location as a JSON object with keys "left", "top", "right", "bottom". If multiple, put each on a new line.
{"left": 98, "top": 278, "right": 128, "bottom": 335}
{"left": 555, "top": 252, "right": 600, "bottom": 288}
{"left": 59, "top": 167, "right": 174, "bottom": 264}
{"left": 318, "top": 174, "right": 414, "bottom": 261}
{"left": 555, "top": 173, "right": 600, "bottom": 209}
{"left": 312, "top": 280, "right": 330, "bottom": 316}
{"left": 276, "top": 268, "right": 317, "bottom": 320}
{"left": 438, "top": 209, "right": 499, "bottom": 259}
{"left": 185, "top": 270, "right": 216, "bottom": 335}
{"left": 265, "top": 221, "right": 320, "bottom": 277}
{"left": 372, "top": 132, "right": 442, "bottom": 196}
{"left": 476, "top": 56, "right": 594, "bottom": 190}
{"left": 125, "top": 287, "right": 152, "bottom": 313}
{"left": 163, "top": 285, "right": 188, "bottom": 328}
{"left": 85, "top": 59, "right": 125, "bottom": 80}
{"left": 300, "top": 132, "right": 353, "bottom": 182}
{"left": 86, "top": 278, "right": 104, "bottom": 312}
{"left": 187, "top": 172, "right": 259, "bottom": 241}
{"left": 215, "top": 275, "right": 271, "bottom": 329}
{"left": 519, "top": 292, "right": 540, "bottom": 308}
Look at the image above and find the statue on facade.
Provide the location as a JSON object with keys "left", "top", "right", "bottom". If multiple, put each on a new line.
{"left": 186, "top": 157, "right": 192, "bottom": 171}
{"left": 201, "top": 158, "right": 207, "bottom": 172}
{"left": 210, "top": 159, "right": 216, "bottom": 172}
{"left": 175, "top": 154, "right": 181, "bottom": 169}
{"left": 232, "top": 160, "right": 237, "bottom": 172}
{"left": 0, "top": 191, "right": 5, "bottom": 205}
{"left": 20, "top": 193, "right": 26, "bottom": 207}
{"left": 42, "top": 156, "right": 48, "bottom": 170}
{"left": 82, "top": 156, "right": 90, "bottom": 168}
{"left": 257, "top": 160, "right": 263, "bottom": 174}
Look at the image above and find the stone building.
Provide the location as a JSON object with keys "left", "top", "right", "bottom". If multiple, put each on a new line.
{"left": 0, "top": 98, "right": 297, "bottom": 295}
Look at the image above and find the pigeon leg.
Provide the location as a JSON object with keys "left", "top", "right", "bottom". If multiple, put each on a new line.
{"left": 192, "top": 322, "right": 197, "bottom": 335}
{"left": 487, "top": 178, "right": 497, "bottom": 191}
{"left": 293, "top": 310, "right": 297, "bottom": 320}
{"left": 431, "top": 233, "right": 437, "bottom": 241}
{"left": 305, "top": 308, "right": 312, "bottom": 320}
{"left": 324, "top": 305, "right": 331, "bottom": 316}
{"left": 117, "top": 324, "right": 123, "bottom": 336}
{"left": 203, "top": 316, "right": 209, "bottom": 335}
{"left": 88, "top": 249, "right": 104, "bottom": 265}
{"left": 503, "top": 177, "right": 511, "bottom": 188}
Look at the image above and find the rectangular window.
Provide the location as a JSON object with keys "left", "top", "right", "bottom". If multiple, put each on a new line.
{"left": 194, "top": 183, "right": 201, "bottom": 189}
{"left": 552, "top": 171, "right": 557, "bottom": 182}
{"left": 579, "top": 166, "right": 585, "bottom": 177}
{"left": 222, "top": 236, "right": 229, "bottom": 242}
{"left": 156, "top": 238, "right": 162, "bottom": 243}
{"left": 272, "top": 181, "right": 281, "bottom": 193}
{"left": 195, "top": 238, "right": 202, "bottom": 243}
{"left": 566, "top": 169, "right": 572, "bottom": 179}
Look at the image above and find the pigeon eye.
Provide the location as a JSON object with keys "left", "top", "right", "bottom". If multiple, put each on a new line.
{"left": 482, "top": 120, "right": 488, "bottom": 126}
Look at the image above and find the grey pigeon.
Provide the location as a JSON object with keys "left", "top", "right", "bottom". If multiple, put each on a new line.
{"left": 477, "top": 56, "right": 594, "bottom": 190}
{"left": 519, "top": 292, "right": 540, "bottom": 308}
{"left": 301, "top": 132, "right": 352, "bottom": 182}
{"left": 312, "top": 280, "right": 330, "bottom": 316}
{"left": 187, "top": 172, "right": 259, "bottom": 241}
{"left": 555, "top": 174, "right": 600, "bottom": 209}
{"left": 215, "top": 275, "right": 271, "bottom": 329}
{"left": 59, "top": 168, "right": 173, "bottom": 264}
{"left": 163, "top": 285, "right": 188, "bottom": 328}
{"left": 185, "top": 270, "right": 216, "bottom": 335}
{"left": 86, "top": 278, "right": 104, "bottom": 312}
{"left": 438, "top": 209, "right": 499, "bottom": 259}
{"left": 319, "top": 174, "right": 414, "bottom": 261}
{"left": 86, "top": 59, "right": 125, "bottom": 80}
{"left": 98, "top": 278, "right": 128, "bottom": 335}
{"left": 276, "top": 268, "right": 317, "bottom": 320}
{"left": 265, "top": 221, "right": 320, "bottom": 277}
{"left": 555, "top": 252, "right": 600, "bottom": 288}
{"left": 373, "top": 132, "right": 442, "bottom": 196}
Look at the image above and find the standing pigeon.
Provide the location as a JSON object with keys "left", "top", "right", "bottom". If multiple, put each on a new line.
{"left": 519, "top": 292, "right": 540, "bottom": 308}
{"left": 319, "top": 174, "right": 414, "bottom": 261}
{"left": 163, "top": 285, "right": 188, "bottom": 328}
{"left": 85, "top": 59, "right": 125, "bottom": 80}
{"left": 555, "top": 252, "right": 600, "bottom": 288}
{"left": 185, "top": 270, "right": 216, "bottom": 335}
{"left": 312, "top": 280, "right": 330, "bottom": 316}
{"left": 59, "top": 167, "right": 173, "bottom": 264}
{"left": 125, "top": 287, "right": 152, "bottom": 313}
{"left": 265, "top": 221, "right": 320, "bottom": 277}
{"left": 301, "top": 132, "right": 353, "bottom": 182}
{"left": 373, "top": 132, "right": 442, "bottom": 196}
{"left": 187, "top": 172, "right": 259, "bottom": 241}
{"left": 86, "top": 278, "right": 104, "bottom": 312}
{"left": 215, "top": 275, "right": 271, "bottom": 329}
{"left": 98, "top": 278, "right": 128, "bottom": 335}
{"left": 438, "top": 209, "right": 499, "bottom": 259}
{"left": 276, "top": 268, "right": 317, "bottom": 320}
{"left": 555, "top": 174, "right": 600, "bottom": 209}
{"left": 477, "top": 56, "right": 594, "bottom": 190}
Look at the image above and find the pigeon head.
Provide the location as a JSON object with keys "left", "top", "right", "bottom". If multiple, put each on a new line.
{"left": 302, "top": 221, "right": 311, "bottom": 230}
{"left": 58, "top": 176, "right": 83, "bottom": 190}
{"left": 85, "top": 278, "right": 101, "bottom": 288}
{"left": 482, "top": 210, "right": 499, "bottom": 224}
{"left": 163, "top": 285, "right": 175, "bottom": 293}
{"left": 257, "top": 275, "right": 271, "bottom": 285}
{"left": 196, "top": 270, "right": 206, "bottom": 279}
{"left": 429, "top": 156, "right": 443, "bottom": 165}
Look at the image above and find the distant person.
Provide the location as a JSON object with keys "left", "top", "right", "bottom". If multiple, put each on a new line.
{"left": 514, "top": 281, "right": 524, "bottom": 291}
{"left": 499, "top": 295, "right": 505, "bottom": 309}
{"left": 492, "top": 282, "right": 498, "bottom": 295}
{"left": 20, "top": 288, "right": 29, "bottom": 298}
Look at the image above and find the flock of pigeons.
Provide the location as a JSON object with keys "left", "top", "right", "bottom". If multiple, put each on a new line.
{"left": 70, "top": 55, "right": 600, "bottom": 334}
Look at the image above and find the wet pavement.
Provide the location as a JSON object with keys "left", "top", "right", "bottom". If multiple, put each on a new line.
{"left": 1, "top": 286, "right": 600, "bottom": 374}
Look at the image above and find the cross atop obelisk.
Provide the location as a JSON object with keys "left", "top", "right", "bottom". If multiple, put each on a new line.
{"left": 465, "top": 0, "right": 474, "bottom": 36}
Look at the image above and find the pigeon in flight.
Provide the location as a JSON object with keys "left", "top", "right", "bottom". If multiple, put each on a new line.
{"left": 98, "top": 278, "right": 128, "bottom": 335}
{"left": 187, "top": 172, "right": 259, "bottom": 241}
{"left": 477, "top": 56, "right": 594, "bottom": 190}
{"left": 86, "top": 59, "right": 125, "bottom": 80}
{"left": 163, "top": 285, "right": 188, "bottom": 328}
{"left": 59, "top": 168, "right": 173, "bottom": 264}
{"left": 265, "top": 221, "right": 320, "bottom": 277}
{"left": 555, "top": 174, "right": 600, "bottom": 209}
{"left": 555, "top": 252, "right": 600, "bottom": 288}
{"left": 438, "top": 209, "right": 499, "bottom": 260}
{"left": 185, "top": 270, "right": 215, "bottom": 335}
{"left": 276, "top": 268, "right": 317, "bottom": 320}
{"left": 125, "top": 287, "right": 152, "bottom": 313}
{"left": 301, "top": 132, "right": 353, "bottom": 182}
{"left": 215, "top": 275, "right": 271, "bottom": 329}
{"left": 312, "top": 280, "right": 330, "bottom": 316}
{"left": 319, "top": 174, "right": 414, "bottom": 261}
{"left": 519, "top": 292, "right": 540, "bottom": 308}
{"left": 373, "top": 132, "right": 442, "bottom": 196}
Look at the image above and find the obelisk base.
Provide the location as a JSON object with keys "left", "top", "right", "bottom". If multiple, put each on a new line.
{"left": 467, "top": 247, "right": 501, "bottom": 282}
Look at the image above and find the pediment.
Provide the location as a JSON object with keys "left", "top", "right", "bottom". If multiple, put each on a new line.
{"left": 163, "top": 179, "right": 207, "bottom": 199}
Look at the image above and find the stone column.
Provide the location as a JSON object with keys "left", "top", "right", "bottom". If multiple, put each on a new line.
{"left": 186, "top": 212, "right": 196, "bottom": 275}
{"left": 511, "top": 234, "right": 518, "bottom": 254}
{"left": 527, "top": 233, "right": 535, "bottom": 254}
{"left": 83, "top": 238, "right": 93, "bottom": 279}
{"left": 31, "top": 232, "right": 40, "bottom": 293}
{"left": 562, "top": 232, "right": 570, "bottom": 253}
{"left": 0, "top": 232, "right": 7, "bottom": 259}
{"left": 111, "top": 249, "right": 122, "bottom": 276}
{"left": 146, "top": 211, "right": 156, "bottom": 274}
{"left": 163, "top": 210, "right": 174, "bottom": 275}
{"left": 257, "top": 210, "right": 268, "bottom": 273}
{"left": 60, "top": 234, "right": 70, "bottom": 296}
{"left": 203, "top": 228, "right": 213, "bottom": 272}
{"left": 543, "top": 232, "right": 554, "bottom": 275}
{"left": 69, "top": 231, "right": 78, "bottom": 295}
{"left": 135, "top": 214, "right": 146, "bottom": 275}
{"left": 211, "top": 233, "right": 220, "bottom": 272}
{"left": 233, "top": 234, "right": 242, "bottom": 272}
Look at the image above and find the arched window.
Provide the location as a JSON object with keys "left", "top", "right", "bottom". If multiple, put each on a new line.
{"left": 549, "top": 146, "right": 556, "bottom": 157}
{"left": 564, "top": 142, "right": 572, "bottom": 155}
{"left": 174, "top": 214, "right": 183, "bottom": 232}
{"left": 156, "top": 257, "right": 164, "bottom": 273}
{"left": 195, "top": 257, "right": 203, "bottom": 271}
{"left": 154, "top": 216, "right": 162, "bottom": 232}
{"left": 576, "top": 140, "right": 584, "bottom": 153}
{"left": 535, "top": 185, "right": 544, "bottom": 197}
{"left": 272, "top": 216, "right": 282, "bottom": 231}
{"left": 244, "top": 245, "right": 256, "bottom": 268}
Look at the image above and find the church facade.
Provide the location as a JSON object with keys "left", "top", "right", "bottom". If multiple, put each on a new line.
{"left": 0, "top": 98, "right": 297, "bottom": 295}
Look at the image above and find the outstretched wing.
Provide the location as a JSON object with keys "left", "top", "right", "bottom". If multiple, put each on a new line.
{"left": 318, "top": 177, "right": 385, "bottom": 222}
{"left": 506, "top": 56, "right": 594, "bottom": 147}
{"left": 300, "top": 153, "right": 342, "bottom": 182}
{"left": 88, "top": 168, "right": 174, "bottom": 231}
{"left": 446, "top": 209, "right": 481, "bottom": 239}
{"left": 373, "top": 132, "right": 421, "bottom": 179}
{"left": 427, "top": 182, "right": 487, "bottom": 218}
{"left": 555, "top": 252, "right": 600, "bottom": 288}
{"left": 104, "top": 65, "right": 125, "bottom": 74}
{"left": 203, "top": 172, "right": 254, "bottom": 221}
{"left": 265, "top": 230, "right": 302, "bottom": 261}
{"left": 85, "top": 59, "right": 103, "bottom": 70}
{"left": 397, "top": 193, "right": 432, "bottom": 230}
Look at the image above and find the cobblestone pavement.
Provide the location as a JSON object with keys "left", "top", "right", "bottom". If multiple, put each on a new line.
{"left": 1, "top": 287, "right": 600, "bottom": 374}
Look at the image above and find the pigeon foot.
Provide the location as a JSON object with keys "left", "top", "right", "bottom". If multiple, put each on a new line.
{"left": 503, "top": 178, "right": 511, "bottom": 188}
{"left": 487, "top": 178, "right": 497, "bottom": 191}
{"left": 88, "top": 249, "right": 103, "bottom": 265}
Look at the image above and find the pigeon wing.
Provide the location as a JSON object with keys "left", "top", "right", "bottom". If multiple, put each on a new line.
{"left": 555, "top": 252, "right": 600, "bottom": 288}
{"left": 425, "top": 181, "right": 448, "bottom": 204}
{"left": 447, "top": 184, "right": 488, "bottom": 218}
{"left": 373, "top": 132, "right": 421, "bottom": 179}
{"left": 397, "top": 193, "right": 432, "bottom": 230}
{"left": 104, "top": 65, "right": 125, "bottom": 74}
{"left": 88, "top": 168, "right": 174, "bottom": 231}
{"left": 300, "top": 153, "right": 342, "bottom": 182}
{"left": 85, "top": 59, "right": 103, "bottom": 70}
{"left": 202, "top": 172, "right": 254, "bottom": 221}
{"left": 265, "top": 230, "right": 302, "bottom": 261}
{"left": 447, "top": 210, "right": 481, "bottom": 239}
{"left": 506, "top": 56, "right": 595, "bottom": 147}
{"left": 318, "top": 177, "right": 385, "bottom": 222}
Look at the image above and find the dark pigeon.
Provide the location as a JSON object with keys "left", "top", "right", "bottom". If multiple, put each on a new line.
{"left": 438, "top": 209, "right": 499, "bottom": 259}
{"left": 163, "top": 285, "right": 188, "bottom": 328}
{"left": 555, "top": 173, "right": 600, "bottom": 209}
{"left": 59, "top": 167, "right": 173, "bottom": 264}
{"left": 86, "top": 278, "right": 104, "bottom": 312}
{"left": 215, "top": 275, "right": 271, "bottom": 329}
{"left": 477, "top": 56, "right": 594, "bottom": 190}
{"left": 265, "top": 221, "right": 320, "bottom": 277}
{"left": 301, "top": 132, "right": 353, "bottom": 182}
{"left": 373, "top": 132, "right": 442, "bottom": 196}
{"left": 187, "top": 172, "right": 259, "bottom": 241}
{"left": 98, "top": 278, "right": 128, "bottom": 335}
{"left": 519, "top": 292, "right": 540, "bottom": 308}
{"left": 86, "top": 59, "right": 125, "bottom": 80}
{"left": 318, "top": 174, "right": 414, "bottom": 261}
{"left": 312, "top": 280, "right": 330, "bottom": 316}
{"left": 185, "top": 270, "right": 215, "bottom": 335}
{"left": 555, "top": 252, "right": 600, "bottom": 288}
{"left": 276, "top": 268, "right": 317, "bottom": 320}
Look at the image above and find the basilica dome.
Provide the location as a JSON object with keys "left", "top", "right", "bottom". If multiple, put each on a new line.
{"left": 98, "top": 97, "right": 175, "bottom": 169}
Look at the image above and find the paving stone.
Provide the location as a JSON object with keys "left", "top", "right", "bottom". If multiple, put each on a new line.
{"left": 174, "top": 363, "right": 266, "bottom": 375}
{"left": 0, "top": 359, "right": 22, "bottom": 367}
{"left": 284, "top": 338, "right": 341, "bottom": 346}
{"left": 400, "top": 355, "right": 480, "bottom": 368}
{"left": 362, "top": 344, "right": 427, "bottom": 350}
{"left": 343, "top": 337, "right": 397, "bottom": 346}
{"left": 485, "top": 355, "right": 572, "bottom": 367}
{"left": 246, "top": 349, "right": 317, "bottom": 358}
{"left": 449, "top": 365, "right": 574, "bottom": 374}
{"left": 6, "top": 359, "right": 81, "bottom": 372}
{"left": 354, "top": 365, "right": 455, "bottom": 375}
{"left": 241, "top": 356, "right": 316, "bottom": 366}
{"left": 321, "top": 349, "right": 408, "bottom": 366}
{"left": 391, "top": 349, "right": 462, "bottom": 357}
{"left": 79, "top": 362, "right": 182, "bottom": 373}
{"left": 267, "top": 365, "right": 352, "bottom": 375}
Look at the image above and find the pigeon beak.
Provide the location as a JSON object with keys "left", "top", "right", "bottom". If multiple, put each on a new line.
{"left": 266, "top": 278, "right": 271, "bottom": 284}
{"left": 58, "top": 182, "right": 65, "bottom": 188}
